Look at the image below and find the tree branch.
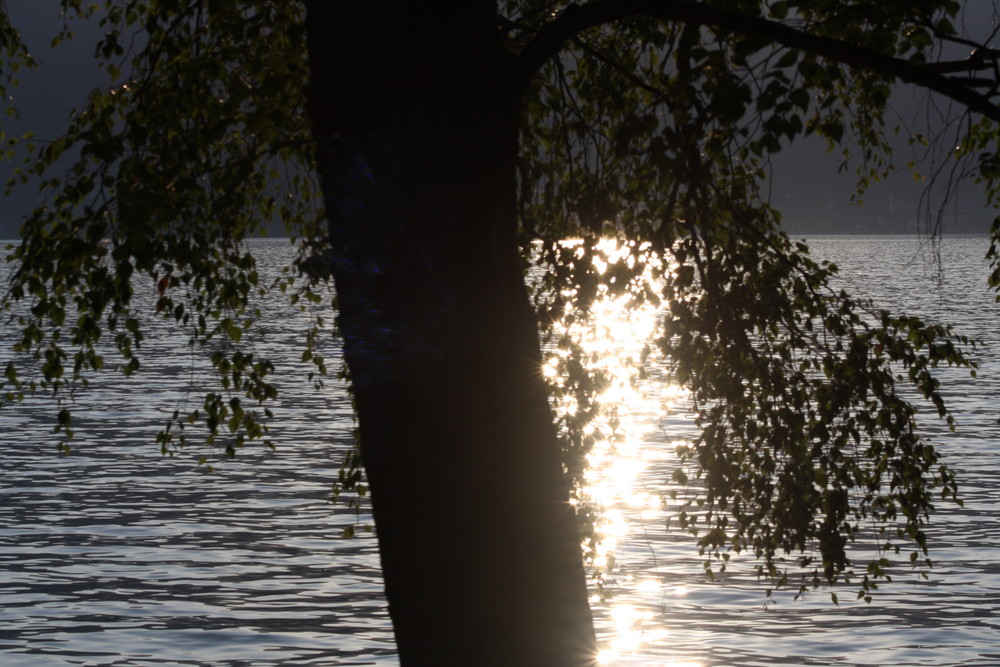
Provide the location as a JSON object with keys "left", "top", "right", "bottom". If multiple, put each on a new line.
{"left": 514, "top": 0, "right": 1000, "bottom": 122}
{"left": 923, "top": 50, "right": 998, "bottom": 74}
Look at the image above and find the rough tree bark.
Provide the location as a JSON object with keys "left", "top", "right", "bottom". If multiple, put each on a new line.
{"left": 303, "top": 3, "right": 597, "bottom": 664}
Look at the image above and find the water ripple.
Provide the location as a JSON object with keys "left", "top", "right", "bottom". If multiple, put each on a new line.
{"left": 2, "top": 237, "right": 999, "bottom": 665}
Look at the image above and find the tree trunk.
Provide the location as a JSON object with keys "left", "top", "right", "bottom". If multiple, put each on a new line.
{"left": 303, "top": 3, "right": 597, "bottom": 664}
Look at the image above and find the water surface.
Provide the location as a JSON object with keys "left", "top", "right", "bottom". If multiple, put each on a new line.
{"left": 2, "top": 236, "right": 998, "bottom": 666}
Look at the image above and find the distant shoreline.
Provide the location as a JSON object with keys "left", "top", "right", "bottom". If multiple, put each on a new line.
{"left": 1, "top": 232, "right": 993, "bottom": 245}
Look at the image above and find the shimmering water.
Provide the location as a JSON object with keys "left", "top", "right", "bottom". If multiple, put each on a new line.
{"left": 583, "top": 236, "right": 1000, "bottom": 666}
{"left": 2, "top": 236, "right": 999, "bottom": 666}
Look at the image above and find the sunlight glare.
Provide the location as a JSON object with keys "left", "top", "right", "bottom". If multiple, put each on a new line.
{"left": 541, "top": 238, "right": 699, "bottom": 664}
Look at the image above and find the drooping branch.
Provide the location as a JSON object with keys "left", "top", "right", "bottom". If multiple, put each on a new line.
{"left": 923, "top": 49, "right": 999, "bottom": 74}
{"left": 514, "top": 0, "right": 1000, "bottom": 122}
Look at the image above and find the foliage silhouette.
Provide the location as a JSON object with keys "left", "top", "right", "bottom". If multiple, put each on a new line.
{"left": 3, "top": 1, "right": 999, "bottom": 663}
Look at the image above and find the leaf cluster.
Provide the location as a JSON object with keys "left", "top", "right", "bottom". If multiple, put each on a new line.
{"left": 661, "top": 206, "right": 970, "bottom": 600}
{"left": 1, "top": 0, "right": 329, "bottom": 463}
{"left": 509, "top": 0, "right": 982, "bottom": 597}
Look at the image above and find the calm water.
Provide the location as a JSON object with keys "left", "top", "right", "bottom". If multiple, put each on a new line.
{"left": 1, "top": 236, "right": 998, "bottom": 666}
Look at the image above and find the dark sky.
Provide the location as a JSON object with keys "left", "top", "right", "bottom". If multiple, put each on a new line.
{"left": 1, "top": 3, "right": 996, "bottom": 239}
{"left": 1, "top": 1, "right": 105, "bottom": 237}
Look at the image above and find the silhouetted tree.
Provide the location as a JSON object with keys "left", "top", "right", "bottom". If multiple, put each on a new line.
{"left": 4, "top": 2, "right": 1000, "bottom": 664}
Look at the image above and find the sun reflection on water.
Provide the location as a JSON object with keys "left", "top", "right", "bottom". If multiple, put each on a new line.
{"left": 540, "top": 238, "right": 702, "bottom": 665}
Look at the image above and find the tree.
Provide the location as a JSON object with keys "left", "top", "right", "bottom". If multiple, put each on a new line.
{"left": 2, "top": 1, "right": 999, "bottom": 664}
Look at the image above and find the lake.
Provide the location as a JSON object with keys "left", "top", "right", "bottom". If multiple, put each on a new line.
{"left": 1, "top": 235, "right": 998, "bottom": 666}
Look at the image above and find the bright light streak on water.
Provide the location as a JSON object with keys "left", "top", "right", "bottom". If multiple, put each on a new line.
{"left": 538, "top": 239, "right": 700, "bottom": 663}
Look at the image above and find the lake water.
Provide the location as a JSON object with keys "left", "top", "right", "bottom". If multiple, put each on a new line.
{"left": 1, "top": 236, "right": 998, "bottom": 666}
